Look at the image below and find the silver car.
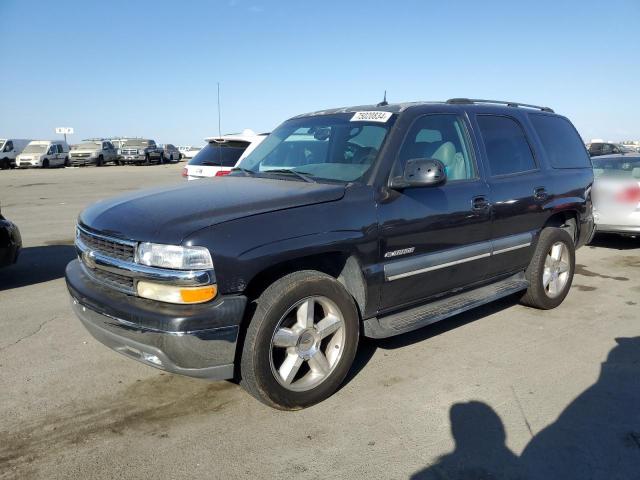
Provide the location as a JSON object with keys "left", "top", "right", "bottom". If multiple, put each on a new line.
{"left": 592, "top": 154, "right": 640, "bottom": 236}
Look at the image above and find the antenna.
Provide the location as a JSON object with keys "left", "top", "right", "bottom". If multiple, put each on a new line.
{"left": 377, "top": 90, "right": 388, "bottom": 107}
{"left": 217, "top": 82, "right": 222, "bottom": 138}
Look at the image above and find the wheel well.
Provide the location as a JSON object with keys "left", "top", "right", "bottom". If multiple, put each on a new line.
{"left": 243, "top": 252, "right": 367, "bottom": 319}
{"left": 544, "top": 211, "right": 578, "bottom": 242}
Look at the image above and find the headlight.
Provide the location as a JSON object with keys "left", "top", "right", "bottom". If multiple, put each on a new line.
{"left": 138, "top": 149, "right": 146, "bottom": 155}
{"left": 136, "top": 242, "right": 213, "bottom": 270}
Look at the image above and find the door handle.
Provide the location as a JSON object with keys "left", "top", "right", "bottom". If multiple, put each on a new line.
{"left": 534, "top": 187, "right": 548, "bottom": 201}
{"left": 472, "top": 196, "right": 491, "bottom": 211}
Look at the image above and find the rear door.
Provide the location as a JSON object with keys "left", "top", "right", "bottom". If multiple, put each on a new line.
{"left": 378, "top": 113, "right": 492, "bottom": 312}
{"left": 472, "top": 114, "right": 543, "bottom": 278}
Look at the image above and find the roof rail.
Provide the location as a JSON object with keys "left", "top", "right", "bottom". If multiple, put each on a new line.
{"left": 446, "top": 98, "right": 554, "bottom": 113}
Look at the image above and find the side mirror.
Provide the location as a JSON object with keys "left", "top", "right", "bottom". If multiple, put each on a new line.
{"left": 390, "top": 158, "right": 447, "bottom": 189}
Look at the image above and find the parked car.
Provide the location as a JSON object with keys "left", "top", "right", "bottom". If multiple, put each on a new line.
{"left": 177, "top": 146, "right": 190, "bottom": 159}
{"left": 181, "top": 146, "right": 201, "bottom": 159}
{"left": 182, "top": 130, "right": 267, "bottom": 180}
{"left": 66, "top": 98, "right": 594, "bottom": 409}
{"left": 160, "top": 144, "right": 181, "bottom": 163}
{"left": 0, "top": 202, "right": 21, "bottom": 268}
{"left": 69, "top": 140, "right": 118, "bottom": 167}
{"left": 592, "top": 154, "right": 640, "bottom": 236}
{"left": 16, "top": 140, "right": 69, "bottom": 168}
{"left": 119, "top": 138, "right": 163, "bottom": 165}
{"left": 587, "top": 142, "right": 634, "bottom": 157}
{"left": 0, "top": 139, "right": 31, "bottom": 169}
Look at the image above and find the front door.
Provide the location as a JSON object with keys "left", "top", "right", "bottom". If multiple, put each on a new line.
{"left": 378, "top": 113, "right": 492, "bottom": 312}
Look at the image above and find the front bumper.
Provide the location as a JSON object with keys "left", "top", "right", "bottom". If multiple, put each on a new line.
{"left": 66, "top": 259, "right": 247, "bottom": 380}
{"left": 70, "top": 156, "right": 96, "bottom": 166}
{"left": 0, "top": 219, "right": 22, "bottom": 267}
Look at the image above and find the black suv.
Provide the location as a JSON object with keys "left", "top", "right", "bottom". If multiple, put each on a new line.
{"left": 66, "top": 99, "right": 594, "bottom": 409}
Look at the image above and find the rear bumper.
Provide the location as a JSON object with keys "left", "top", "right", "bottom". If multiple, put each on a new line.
{"left": 595, "top": 223, "right": 640, "bottom": 235}
{"left": 66, "top": 259, "right": 247, "bottom": 380}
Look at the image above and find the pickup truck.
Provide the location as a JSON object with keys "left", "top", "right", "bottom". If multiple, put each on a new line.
{"left": 119, "top": 138, "right": 163, "bottom": 165}
{"left": 66, "top": 99, "right": 594, "bottom": 409}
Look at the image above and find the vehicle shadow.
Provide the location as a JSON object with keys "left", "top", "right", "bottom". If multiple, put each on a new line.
{"left": 588, "top": 233, "right": 639, "bottom": 250}
{"left": 0, "top": 245, "right": 76, "bottom": 291}
{"left": 410, "top": 337, "right": 640, "bottom": 479}
{"left": 343, "top": 294, "right": 521, "bottom": 387}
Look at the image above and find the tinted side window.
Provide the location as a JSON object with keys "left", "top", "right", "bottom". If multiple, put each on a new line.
{"left": 398, "top": 114, "right": 476, "bottom": 181}
{"left": 601, "top": 144, "right": 613, "bottom": 155}
{"left": 589, "top": 143, "right": 602, "bottom": 155}
{"left": 529, "top": 114, "right": 591, "bottom": 168}
{"left": 477, "top": 115, "right": 536, "bottom": 176}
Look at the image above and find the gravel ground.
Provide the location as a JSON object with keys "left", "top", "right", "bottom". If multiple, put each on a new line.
{"left": 0, "top": 164, "right": 638, "bottom": 480}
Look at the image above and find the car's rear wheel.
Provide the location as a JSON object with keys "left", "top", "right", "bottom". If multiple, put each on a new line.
{"left": 241, "top": 270, "right": 359, "bottom": 410}
{"left": 1, "top": 158, "right": 9, "bottom": 170}
{"left": 520, "top": 228, "right": 575, "bottom": 309}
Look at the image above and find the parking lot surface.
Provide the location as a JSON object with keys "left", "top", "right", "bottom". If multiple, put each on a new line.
{"left": 1, "top": 166, "right": 639, "bottom": 479}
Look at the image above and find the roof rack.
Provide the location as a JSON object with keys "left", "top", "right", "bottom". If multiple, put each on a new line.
{"left": 446, "top": 98, "right": 554, "bottom": 113}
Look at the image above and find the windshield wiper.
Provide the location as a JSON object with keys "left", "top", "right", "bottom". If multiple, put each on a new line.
{"left": 262, "top": 169, "right": 316, "bottom": 183}
{"left": 230, "top": 167, "right": 256, "bottom": 176}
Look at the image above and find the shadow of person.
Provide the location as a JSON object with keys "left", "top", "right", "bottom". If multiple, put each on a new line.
{"left": 0, "top": 244, "right": 76, "bottom": 291}
{"left": 520, "top": 337, "right": 640, "bottom": 480}
{"left": 412, "top": 401, "right": 524, "bottom": 480}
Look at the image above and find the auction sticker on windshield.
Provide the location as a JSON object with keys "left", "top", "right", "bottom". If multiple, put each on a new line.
{"left": 351, "top": 111, "right": 393, "bottom": 122}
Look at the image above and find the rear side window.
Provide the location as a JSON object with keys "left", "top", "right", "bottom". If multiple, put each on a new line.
{"left": 189, "top": 141, "right": 249, "bottom": 167}
{"left": 530, "top": 114, "right": 591, "bottom": 168}
{"left": 477, "top": 115, "right": 536, "bottom": 176}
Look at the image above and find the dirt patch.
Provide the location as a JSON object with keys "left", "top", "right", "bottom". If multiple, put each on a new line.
{"left": 573, "top": 284, "right": 597, "bottom": 292}
{"left": 615, "top": 256, "right": 640, "bottom": 268}
{"left": 575, "top": 265, "right": 628, "bottom": 282}
{"left": 0, "top": 375, "right": 238, "bottom": 475}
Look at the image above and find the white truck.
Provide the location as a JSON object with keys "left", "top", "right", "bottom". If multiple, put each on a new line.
{"left": 0, "top": 139, "right": 31, "bottom": 169}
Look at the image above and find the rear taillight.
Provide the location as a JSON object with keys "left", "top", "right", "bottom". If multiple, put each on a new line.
{"left": 215, "top": 170, "right": 231, "bottom": 177}
{"left": 181, "top": 167, "right": 188, "bottom": 178}
{"left": 616, "top": 184, "right": 640, "bottom": 203}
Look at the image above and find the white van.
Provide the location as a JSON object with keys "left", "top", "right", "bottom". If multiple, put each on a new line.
{"left": 0, "top": 139, "right": 31, "bottom": 169}
{"left": 16, "top": 140, "right": 70, "bottom": 168}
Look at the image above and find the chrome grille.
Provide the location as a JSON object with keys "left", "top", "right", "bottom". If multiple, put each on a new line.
{"left": 78, "top": 228, "right": 135, "bottom": 262}
{"left": 87, "top": 268, "right": 135, "bottom": 294}
{"left": 122, "top": 148, "right": 138, "bottom": 155}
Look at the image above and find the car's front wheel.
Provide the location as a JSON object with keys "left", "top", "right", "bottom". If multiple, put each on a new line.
{"left": 241, "top": 270, "right": 360, "bottom": 410}
{"left": 521, "top": 227, "right": 575, "bottom": 309}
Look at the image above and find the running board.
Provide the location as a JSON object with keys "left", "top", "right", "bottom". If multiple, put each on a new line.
{"left": 363, "top": 272, "right": 529, "bottom": 339}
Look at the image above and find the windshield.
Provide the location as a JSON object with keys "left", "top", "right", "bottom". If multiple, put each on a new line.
{"left": 236, "top": 113, "right": 394, "bottom": 183}
{"left": 189, "top": 141, "right": 248, "bottom": 167}
{"left": 75, "top": 142, "right": 101, "bottom": 150}
{"left": 123, "top": 140, "right": 150, "bottom": 148}
{"left": 23, "top": 144, "right": 48, "bottom": 154}
{"left": 593, "top": 157, "right": 640, "bottom": 179}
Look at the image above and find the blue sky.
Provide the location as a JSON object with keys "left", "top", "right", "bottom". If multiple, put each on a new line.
{"left": 1, "top": 0, "right": 638, "bottom": 145}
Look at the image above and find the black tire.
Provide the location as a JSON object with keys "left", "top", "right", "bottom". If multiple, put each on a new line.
{"left": 240, "top": 270, "right": 360, "bottom": 410}
{"left": 64, "top": 157, "right": 70, "bottom": 167}
{"left": 520, "top": 228, "right": 575, "bottom": 310}
{"left": 42, "top": 158, "right": 49, "bottom": 168}
{"left": 1, "top": 158, "right": 9, "bottom": 170}
{"left": 97, "top": 155, "right": 104, "bottom": 167}
{"left": 144, "top": 154, "right": 151, "bottom": 166}
{"left": 170, "top": 154, "right": 174, "bottom": 163}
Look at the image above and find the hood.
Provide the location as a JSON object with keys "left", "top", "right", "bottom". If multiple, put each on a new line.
{"left": 79, "top": 176, "right": 346, "bottom": 244}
